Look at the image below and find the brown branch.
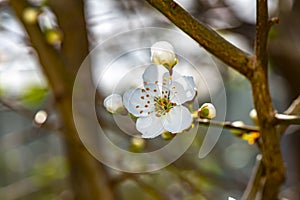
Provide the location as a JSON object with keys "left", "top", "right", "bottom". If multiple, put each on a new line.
{"left": 255, "top": 0, "right": 269, "bottom": 70}
{"left": 250, "top": 1, "right": 285, "bottom": 199}
{"left": 145, "top": 0, "right": 254, "bottom": 79}
{"left": 48, "top": 0, "right": 89, "bottom": 78}
{"left": 9, "top": 0, "right": 114, "bottom": 200}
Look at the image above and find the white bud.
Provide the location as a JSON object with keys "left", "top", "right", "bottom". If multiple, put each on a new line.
{"left": 249, "top": 108, "right": 258, "bottom": 125}
{"left": 232, "top": 121, "right": 245, "bottom": 127}
{"left": 151, "top": 41, "right": 177, "bottom": 68}
{"left": 34, "top": 110, "right": 47, "bottom": 125}
{"left": 198, "top": 103, "right": 216, "bottom": 119}
{"left": 103, "top": 94, "right": 124, "bottom": 114}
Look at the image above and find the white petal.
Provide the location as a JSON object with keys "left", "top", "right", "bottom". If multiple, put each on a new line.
{"left": 168, "top": 76, "right": 196, "bottom": 104}
{"left": 103, "top": 94, "right": 124, "bottom": 113}
{"left": 163, "top": 106, "right": 192, "bottom": 133}
{"left": 136, "top": 113, "right": 165, "bottom": 138}
{"left": 143, "top": 83, "right": 161, "bottom": 97}
{"left": 151, "top": 41, "right": 176, "bottom": 67}
{"left": 142, "top": 64, "right": 169, "bottom": 85}
{"left": 123, "top": 88, "right": 155, "bottom": 117}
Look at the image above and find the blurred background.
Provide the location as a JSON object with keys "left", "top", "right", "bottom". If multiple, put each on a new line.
{"left": 0, "top": 0, "right": 299, "bottom": 199}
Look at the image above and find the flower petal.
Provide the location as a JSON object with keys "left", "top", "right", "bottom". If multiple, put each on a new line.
{"left": 168, "top": 76, "right": 196, "bottom": 104}
{"left": 123, "top": 87, "right": 155, "bottom": 117}
{"left": 163, "top": 105, "right": 192, "bottom": 133}
{"left": 136, "top": 113, "right": 165, "bottom": 138}
{"left": 142, "top": 64, "right": 169, "bottom": 85}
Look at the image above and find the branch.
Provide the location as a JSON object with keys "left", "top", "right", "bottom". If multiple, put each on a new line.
{"left": 10, "top": 1, "right": 114, "bottom": 199}
{"left": 0, "top": 98, "right": 60, "bottom": 130}
{"left": 255, "top": 0, "right": 269, "bottom": 70}
{"left": 278, "top": 95, "right": 300, "bottom": 135}
{"left": 242, "top": 155, "right": 265, "bottom": 200}
{"left": 196, "top": 118, "right": 259, "bottom": 133}
{"left": 284, "top": 95, "right": 300, "bottom": 115}
{"left": 275, "top": 113, "right": 300, "bottom": 126}
{"left": 9, "top": 0, "right": 67, "bottom": 100}
{"left": 0, "top": 98, "right": 34, "bottom": 119}
{"left": 250, "top": 1, "right": 285, "bottom": 199}
{"left": 48, "top": 0, "right": 89, "bottom": 78}
{"left": 145, "top": 0, "right": 254, "bottom": 78}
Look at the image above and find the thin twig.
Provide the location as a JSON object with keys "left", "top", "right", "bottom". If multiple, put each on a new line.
{"left": 284, "top": 95, "right": 300, "bottom": 115}
{"left": 278, "top": 95, "right": 300, "bottom": 135}
{"left": 242, "top": 154, "right": 265, "bottom": 200}
{"left": 196, "top": 118, "right": 259, "bottom": 133}
{"left": 275, "top": 113, "right": 300, "bottom": 126}
{"left": 0, "top": 98, "right": 60, "bottom": 131}
{"left": 0, "top": 98, "right": 34, "bottom": 119}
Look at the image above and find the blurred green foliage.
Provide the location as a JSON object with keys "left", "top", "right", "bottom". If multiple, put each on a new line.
{"left": 20, "top": 85, "right": 48, "bottom": 108}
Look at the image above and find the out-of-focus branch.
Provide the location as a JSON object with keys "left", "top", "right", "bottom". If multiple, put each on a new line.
{"left": 10, "top": 0, "right": 114, "bottom": 199}
{"left": 48, "top": 0, "right": 89, "bottom": 78}
{"left": 242, "top": 155, "right": 265, "bottom": 200}
{"left": 0, "top": 98, "right": 34, "bottom": 119}
{"left": 0, "top": 98, "right": 60, "bottom": 130}
{"left": 145, "top": 0, "right": 254, "bottom": 79}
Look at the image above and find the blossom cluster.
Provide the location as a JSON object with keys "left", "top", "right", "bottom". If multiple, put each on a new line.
{"left": 104, "top": 41, "right": 216, "bottom": 139}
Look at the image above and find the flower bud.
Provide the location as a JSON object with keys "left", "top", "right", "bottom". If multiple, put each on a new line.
{"left": 45, "top": 29, "right": 63, "bottom": 46}
{"left": 34, "top": 110, "right": 48, "bottom": 125}
{"left": 129, "top": 137, "right": 145, "bottom": 152}
{"left": 23, "top": 7, "right": 39, "bottom": 24}
{"left": 249, "top": 108, "right": 258, "bottom": 125}
{"left": 161, "top": 131, "right": 176, "bottom": 140}
{"left": 103, "top": 94, "right": 125, "bottom": 114}
{"left": 198, "top": 103, "right": 216, "bottom": 119}
{"left": 151, "top": 41, "right": 177, "bottom": 68}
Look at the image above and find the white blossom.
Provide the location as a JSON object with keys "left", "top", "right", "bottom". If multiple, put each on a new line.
{"left": 104, "top": 94, "right": 124, "bottom": 114}
{"left": 151, "top": 41, "right": 177, "bottom": 68}
{"left": 123, "top": 65, "right": 196, "bottom": 138}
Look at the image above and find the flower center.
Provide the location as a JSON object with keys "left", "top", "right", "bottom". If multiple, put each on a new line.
{"left": 154, "top": 94, "right": 176, "bottom": 117}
